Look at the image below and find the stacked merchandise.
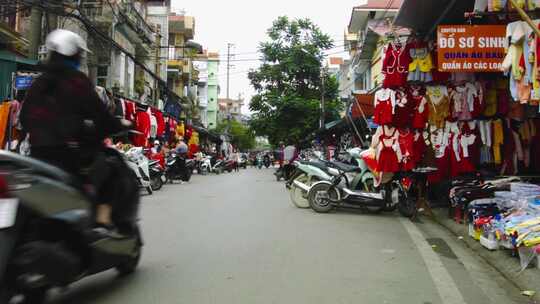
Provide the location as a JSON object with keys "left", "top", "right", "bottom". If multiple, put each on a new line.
{"left": 457, "top": 180, "right": 540, "bottom": 268}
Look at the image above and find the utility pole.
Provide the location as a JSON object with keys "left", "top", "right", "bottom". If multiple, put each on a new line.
{"left": 320, "top": 67, "right": 326, "bottom": 129}
{"left": 28, "top": 0, "right": 43, "bottom": 60}
{"left": 226, "top": 43, "right": 234, "bottom": 99}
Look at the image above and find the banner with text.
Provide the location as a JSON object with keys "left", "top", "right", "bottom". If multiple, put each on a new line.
{"left": 437, "top": 25, "right": 506, "bottom": 72}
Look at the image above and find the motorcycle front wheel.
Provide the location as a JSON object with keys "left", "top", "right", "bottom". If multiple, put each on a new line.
{"left": 308, "top": 183, "right": 339, "bottom": 213}
{"left": 150, "top": 175, "right": 163, "bottom": 191}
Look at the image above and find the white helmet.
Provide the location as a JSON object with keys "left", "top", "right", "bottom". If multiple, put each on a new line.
{"left": 45, "top": 29, "right": 91, "bottom": 57}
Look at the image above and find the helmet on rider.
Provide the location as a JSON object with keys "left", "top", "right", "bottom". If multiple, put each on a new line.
{"left": 45, "top": 29, "right": 90, "bottom": 68}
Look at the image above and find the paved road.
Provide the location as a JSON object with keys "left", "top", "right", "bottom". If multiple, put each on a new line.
{"left": 49, "top": 168, "right": 526, "bottom": 304}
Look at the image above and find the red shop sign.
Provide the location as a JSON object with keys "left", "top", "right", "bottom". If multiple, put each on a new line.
{"left": 437, "top": 25, "right": 506, "bottom": 72}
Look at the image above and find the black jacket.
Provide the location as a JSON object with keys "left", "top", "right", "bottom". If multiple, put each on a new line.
{"left": 20, "top": 65, "right": 123, "bottom": 150}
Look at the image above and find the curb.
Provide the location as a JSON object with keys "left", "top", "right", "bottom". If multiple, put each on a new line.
{"left": 428, "top": 209, "right": 540, "bottom": 302}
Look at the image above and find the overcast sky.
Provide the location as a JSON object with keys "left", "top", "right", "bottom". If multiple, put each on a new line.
{"left": 172, "top": 0, "right": 364, "bottom": 113}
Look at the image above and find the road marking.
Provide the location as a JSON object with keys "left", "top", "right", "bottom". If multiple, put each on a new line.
{"left": 400, "top": 218, "right": 467, "bottom": 304}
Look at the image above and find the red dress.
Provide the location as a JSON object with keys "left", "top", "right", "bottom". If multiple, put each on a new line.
{"left": 398, "top": 129, "right": 415, "bottom": 171}
{"left": 151, "top": 108, "right": 165, "bottom": 137}
{"left": 373, "top": 89, "right": 394, "bottom": 126}
{"left": 382, "top": 42, "right": 411, "bottom": 88}
{"left": 377, "top": 128, "right": 400, "bottom": 173}
{"left": 393, "top": 91, "right": 415, "bottom": 128}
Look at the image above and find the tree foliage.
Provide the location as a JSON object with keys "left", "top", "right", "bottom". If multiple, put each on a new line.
{"left": 216, "top": 120, "right": 256, "bottom": 151}
{"left": 248, "top": 16, "right": 342, "bottom": 146}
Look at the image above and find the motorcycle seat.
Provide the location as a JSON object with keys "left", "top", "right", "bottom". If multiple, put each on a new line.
{"left": 330, "top": 161, "right": 361, "bottom": 173}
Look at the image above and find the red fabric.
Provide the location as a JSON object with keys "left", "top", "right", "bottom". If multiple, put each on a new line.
{"left": 497, "top": 89, "right": 510, "bottom": 115}
{"left": 382, "top": 43, "right": 411, "bottom": 88}
{"left": 393, "top": 92, "right": 415, "bottom": 128}
{"left": 124, "top": 101, "right": 136, "bottom": 122}
{"left": 373, "top": 97, "right": 393, "bottom": 125}
{"left": 184, "top": 126, "right": 193, "bottom": 142}
{"left": 151, "top": 108, "right": 165, "bottom": 137}
{"left": 133, "top": 111, "right": 151, "bottom": 147}
{"left": 376, "top": 129, "right": 399, "bottom": 173}
{"left": 398, "top": 129, "right": 415, "bottom": 171}
{"left": 410, "top": 94, "right": 429, "bottom": 129}
{"left": 412, "top": 132, "right": 426, "bottom": 164}
{"left": 471, "top": 95, "right": 485, "bottom": 118}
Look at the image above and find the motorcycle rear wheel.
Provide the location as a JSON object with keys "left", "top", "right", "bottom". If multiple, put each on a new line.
{"left": 308, "top": 183, "right": 338, "bottom": 213}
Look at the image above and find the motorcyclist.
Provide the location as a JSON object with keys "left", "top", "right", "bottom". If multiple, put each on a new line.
{"left": 20, "top": 29, "right": 128, "bottom": 229}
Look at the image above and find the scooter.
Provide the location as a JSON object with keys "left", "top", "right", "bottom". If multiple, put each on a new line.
{"left": 165, "top": 153, "right": 195, "bottom": 182}
{"left": 263, "top": 155, "right": 271, "bottom": 168}
{"left": 275, "top": 161, "right": 296, "bottom": 181}
{"left": 306, "top": 149, "right": 415, "bottom": 216}
{"left": 223, "top": 159, "right": 237, "bottom": 173}
{"left": 256, "top": 156, "right": 263, "bottom": 169}
{"left": 149, "top": 159, "right": 166, "bottom": 191}
{"left": 0, "top": 149, "right": 142, "bottom": 304}
{"left": 288, "top": 159, "right": 334, "bottom": 208}
{"left": 197, "top": 155, "right": 212, "bottom": 175}
{"left": 124, "top": 147, "right": 153, "bottom": 195}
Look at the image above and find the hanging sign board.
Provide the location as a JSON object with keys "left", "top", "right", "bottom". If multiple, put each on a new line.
{"left": 437, "top": 25, "right": 506, "bottom": 72}
{"left": 14, "top": 76, "right": 34, "bottom": 90}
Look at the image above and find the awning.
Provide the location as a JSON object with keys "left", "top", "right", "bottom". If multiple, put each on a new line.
{"left": 394, "top": 0, "right": 475, "bottom": 35}
{"left": 0, "top": 50, "right": 38, "bottom": 66}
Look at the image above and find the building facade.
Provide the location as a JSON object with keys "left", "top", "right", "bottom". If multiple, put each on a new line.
{"left": 206, "top": 53, "right": 220, "bottom": 129}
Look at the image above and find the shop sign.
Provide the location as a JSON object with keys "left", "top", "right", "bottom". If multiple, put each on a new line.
{"left": 14, "top": 76, "right": 33, "bottom": 90}
{"left": 437, "top": 25, "right": 506, "bottom": 72}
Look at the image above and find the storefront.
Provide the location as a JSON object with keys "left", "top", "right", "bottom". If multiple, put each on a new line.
{"left": 374, "top": 0, "right": 540, "bottom": 267}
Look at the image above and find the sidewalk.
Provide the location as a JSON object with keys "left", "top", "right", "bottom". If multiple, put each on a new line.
{"left": 429, "top": 208, "right": 540, "bottom": 301}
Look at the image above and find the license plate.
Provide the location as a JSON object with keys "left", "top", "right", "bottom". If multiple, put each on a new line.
{"left": 0, "top": 198, "right": 18, "bottom": 229}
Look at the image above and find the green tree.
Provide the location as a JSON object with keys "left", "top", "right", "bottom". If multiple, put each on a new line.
{"left": 216, "top": 120, "right": 256, "bottom": 151}
{"left": 248, "top": 16, "right": 342, "bottom": 146}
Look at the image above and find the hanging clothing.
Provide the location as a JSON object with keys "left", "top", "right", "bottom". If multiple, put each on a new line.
{"left": 149, "top": 109, "right": 158, "bottom": 139}
{"left": 398, "top": 129, "right": 415, "bottom": 171}
{"left": 450, "top": 85, "right": 473, "bottom": 121}
{"left": 427, "top": 86, "right": 450, "bottom": 129}
{"left": 124, "top": 100, "right": 136, "bottom": 122}
{"left": 393, "top": 90, "right": 415, "bottom": 128}
{"left": 376, "top": 127, "right": 400, "bottom": 173}
{"left": 373, "top": 88, "right": 395, "bottom": 126}
{"left": 411, "top": 94, "right": 429, "bottom": 129}
{"left": 492, "top": 119, "right": 504, "bottom": 164}
{"left": 412, "top": 131, "right": 427, "bottom": 165}
{"left": 0, "top": 102, "right": 11, "bottom": 148}
{"left": 408, "top": 41, "right": 433, "bottom": 82}
{"left": 133, "top": 111, "right": 151, "bottom": 147}
{"left": 382, "top": 42, "right": 411, "bottom": 88}
{"left": 151, "top": 108, "right": 165, "bottom": 137}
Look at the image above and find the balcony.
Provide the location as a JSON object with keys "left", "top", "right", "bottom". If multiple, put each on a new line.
{"left": 120, "top": 1, "right": 155, "bottom": 45}
{"left": 169, "top": 15, "right": 194, "bottom": 39}
{"left": 81, "top": 1, "right": 155, "bottom": 46}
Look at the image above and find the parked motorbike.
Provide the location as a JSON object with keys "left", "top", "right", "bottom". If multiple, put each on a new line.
{"left": 165, "top": 153, "right": 195, "bottom": 183}
{"left": 124, "top": 147, "right": 153, "bottom": 195}
{"left": 211, "top": 157, "right": 225, "bottom": 174}
{"left": 0, "top": 149, "right": 142, "bottom": 304}
{"left": 224, "top": 159, "right": 237, "bottom": 173}
{"left": 197, "top": 155, "right": 212, "bottom": 175}
{"left": 149, "top": 159, "right": 166, "bottom": 191}
{"left": 306, "top": 148, "right": 415, "bottom": 216}
{"left": 256, "top": 156, "right": 263, "bottom": 169}
{"left": 238, "top": 155, "right": 248, "bottom": 169}
{"left": 275, "top": 161, "right": 296, "bottom": 181}
{"left": 288, "top": 159, "right": 334, "bottom": 208}
{"left": 263, "top": 155, "right": 271, "bottom": 168}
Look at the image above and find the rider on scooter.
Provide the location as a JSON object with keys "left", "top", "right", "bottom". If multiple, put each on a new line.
{"left": 20, "top": 29, "right": 129, "bottom": 231}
